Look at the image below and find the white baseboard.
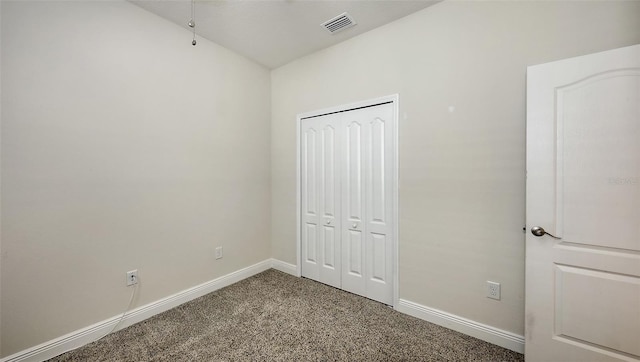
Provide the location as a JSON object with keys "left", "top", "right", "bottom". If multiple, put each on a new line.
{"left": 1, "top": 260, "right": 273, "bottom": 362}
{"left": 396, "top": 299, "right": 524, "bottom": 354}
{"left": 270, "top": 259, "right": 297, "bottom": 276}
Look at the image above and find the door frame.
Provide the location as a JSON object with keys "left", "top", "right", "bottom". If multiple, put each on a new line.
{"left": 296, "top": 94, "right": 399, "bottom": 308}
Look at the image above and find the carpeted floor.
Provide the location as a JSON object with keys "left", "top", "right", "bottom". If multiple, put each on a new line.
{"left": 49, "top": 269, "right": 524, "bottom": 361}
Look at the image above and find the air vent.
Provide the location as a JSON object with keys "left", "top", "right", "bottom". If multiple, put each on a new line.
{"left": 321, "top": 12, "right": 357, "bottom": 34}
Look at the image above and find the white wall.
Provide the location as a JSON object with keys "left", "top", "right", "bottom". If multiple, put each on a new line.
{"left": 0, "top": 1, "right": 271, "bottom": 356}
{"left": 271, "top": 0, "right": 640, "bottom": 336}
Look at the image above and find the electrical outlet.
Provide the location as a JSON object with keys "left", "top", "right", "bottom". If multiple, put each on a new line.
{"left": 215, "top": 247, "right": 223, "bottom": 260}
{"left": 487, "top": 281, "right": 501, "bottom": 300}
{"left": 126, "top": 270, "right": 138, "bottom": 286}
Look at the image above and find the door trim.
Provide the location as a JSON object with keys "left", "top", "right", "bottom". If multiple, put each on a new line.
{"left": 296, "top": 94, "right": 399, "bottom": 308}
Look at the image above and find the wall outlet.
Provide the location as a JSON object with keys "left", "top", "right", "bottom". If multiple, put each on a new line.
{"left": 487, "top": 281, "right": 501, "bottom": 300}
{"left": 215, "top": 246, "right": 223, "bottom": 260}
{"left": 126, "top": 270, "right": 138, "bottom": 286}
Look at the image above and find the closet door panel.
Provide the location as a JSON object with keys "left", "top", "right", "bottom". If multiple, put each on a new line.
{"left": 364, "top": 104, "right": 395, "bottom": 305}
{"left": 347, "top": 230, "right": 363, "bottom": 275}
{"left": 346, "top": 121, "right": 363, "bottom": 222}
{"left": 319, "top": 120, "right": 341, "bottom": 287}
{"left": 371, "top": 233, "right": 387, "bottom": 281}
{"left": 304, "top": 128, "right": 318, "bottom": 216}
{"left": 301, "top": 121, "right": 321, "bottom": 280}
{"left": 341, "top": 118, "right": 366, "bottom": 296}
{"left": 322, "top": 226, "right": 336, "bottom": 267}
{"left": 370, "top": 117, "right": 387, "bottom": 224}
{"left": 305, "top": 224, "right": 318, "bottom": 263}
{"left": 322, "top": 125, "right": 336, "bottom": 218}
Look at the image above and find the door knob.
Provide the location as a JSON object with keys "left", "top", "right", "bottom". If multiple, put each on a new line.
{"left": 531, "top": 226, "right": 560, "bottom": 239}
{"left": 352, "top": 223, "right": 357, "bottom": 229}
{"left": 326, "top": 220, "right": 332, "bottom": 225}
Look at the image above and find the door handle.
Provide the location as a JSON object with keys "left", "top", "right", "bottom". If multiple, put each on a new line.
{"left": 352, "top": 223, "right": 358, "bottom": 229}
{"left": 326, "top": 220, "right": 332, "bottom": 225}
{"left": 531, "top": 226, "right": 560, "bottom": 239}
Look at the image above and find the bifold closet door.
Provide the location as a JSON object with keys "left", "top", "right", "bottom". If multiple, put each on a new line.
{"left": 301, "top": 101, "right": 395, "bottom": 305}
{"left": 300, "top": 114, "right": 342, "bottom": 288}
{"left": 341, "top": 104, "right": 394, "bottom": 305}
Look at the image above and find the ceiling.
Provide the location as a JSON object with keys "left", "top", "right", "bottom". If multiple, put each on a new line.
{"left": 130, "top": 0, "right": 439, "bottom": 69}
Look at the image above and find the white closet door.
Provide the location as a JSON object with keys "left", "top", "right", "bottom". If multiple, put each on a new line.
{"left": 341, "top": 103, "right": 395, "bottom": 305}
{"left": 301, "top": 114, "right": 342, "bottom": 287}
{"left": 301, "top": 100, "right": 395, "bottom": 306}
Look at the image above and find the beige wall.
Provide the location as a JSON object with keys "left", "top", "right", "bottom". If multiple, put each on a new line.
{"left": 2, "top": 0, "right": 640, "bottom": 357}
{"left": 271, "top": 0, "right": 640, "bottom": 335}
{"left": 1, "top": 1, "right": 271, "bottom": 356}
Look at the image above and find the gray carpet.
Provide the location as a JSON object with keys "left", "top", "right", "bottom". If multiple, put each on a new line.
{"left": 49, "top": 269, "right": 524, "bottom": 361}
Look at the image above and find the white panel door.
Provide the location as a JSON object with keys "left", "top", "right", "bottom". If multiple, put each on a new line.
{"left": 526, "top": 44, "right": 640, "bottom": 361}
{"left": 301, "top": 114, "right": 342, "bottom": 287}
{"left": 341, "top": 103, "right": 395, "bottom": 305}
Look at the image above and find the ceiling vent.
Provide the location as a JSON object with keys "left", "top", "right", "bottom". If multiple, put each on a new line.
{"left": 321, "top": 12, "right": 357, "bottom": 34}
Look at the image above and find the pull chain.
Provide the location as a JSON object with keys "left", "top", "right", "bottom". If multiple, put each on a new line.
{"left": 188, "top": 0, "right": 196, "bottom": 46}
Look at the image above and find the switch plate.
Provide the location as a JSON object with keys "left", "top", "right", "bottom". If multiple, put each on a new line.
{"left": 487, "top": 281, "right": 500, "bottom": 300}
{"left": 215, "top": 247, "right": 223, "bottom": 260}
